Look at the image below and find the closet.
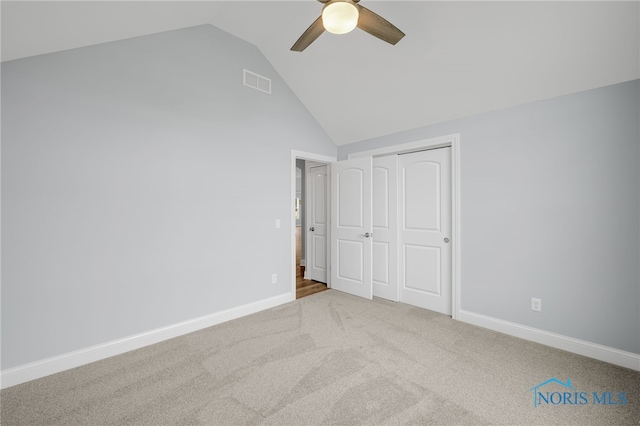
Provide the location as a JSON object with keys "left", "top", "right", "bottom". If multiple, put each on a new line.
{"left": 331, "top": 147, "right": 452, "bottom": 315}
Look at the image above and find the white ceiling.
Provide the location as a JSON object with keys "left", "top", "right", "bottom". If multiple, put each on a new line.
{"left": 2, "top": 1, "right": 639, "bottom": 145}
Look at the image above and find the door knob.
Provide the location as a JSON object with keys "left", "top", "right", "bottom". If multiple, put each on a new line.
{"left": 444, "top": 237, "right": 450, "bottom": 243}
{"left": 310, "top": 227, "right": 315, "bottom": 231}
{"left": 361, "top": 232, "right": 371, "bottom": 238}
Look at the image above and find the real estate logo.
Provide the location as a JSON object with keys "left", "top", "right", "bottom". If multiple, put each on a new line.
{"left": 527, "top": 378, "right": 627, "bottom": 408}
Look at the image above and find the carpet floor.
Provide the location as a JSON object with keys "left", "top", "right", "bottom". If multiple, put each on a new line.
{"left": 2, "top": 290, "right": 639, "bottom": 425}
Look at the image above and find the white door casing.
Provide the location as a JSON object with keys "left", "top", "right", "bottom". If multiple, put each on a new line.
{"left": 330, "top": 157, "right": 373, "bottom": 299}
{"left": 398, "top": 147, "right": 452, "bottom": 314}
{"left": 372, "top": 155, "right": 398, "bottom": 301}
{"left": 306, "top": 164, "right": 328, "bottom": 283}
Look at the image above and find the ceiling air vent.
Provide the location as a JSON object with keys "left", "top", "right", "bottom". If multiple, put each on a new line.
{"left": 243, "top": 69, "right": 271, "bottom": 94}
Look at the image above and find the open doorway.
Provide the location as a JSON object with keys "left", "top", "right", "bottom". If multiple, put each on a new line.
{"left": 291, "top": 151, "right": 336, "bottom": 299}
{"left": 296, "top": 159, "right": 328, "bottom": 299}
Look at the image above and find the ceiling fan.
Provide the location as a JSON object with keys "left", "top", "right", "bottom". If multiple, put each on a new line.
{"left": 291, "top": 0, "right": 405, "bottom": 52}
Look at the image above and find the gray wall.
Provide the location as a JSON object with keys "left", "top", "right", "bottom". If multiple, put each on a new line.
{"left": 1, "top": 25, "right": 336, "bottom": 369}
{"left": 340, "top": 79, "right": 640, "bottom": 355}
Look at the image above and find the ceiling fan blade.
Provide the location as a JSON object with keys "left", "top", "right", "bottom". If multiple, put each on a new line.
{"left": 291, "top": 16, "right": 325, "bottom": 52}
{"left": 356, "top": 4, "right": 405, "bottom": 45}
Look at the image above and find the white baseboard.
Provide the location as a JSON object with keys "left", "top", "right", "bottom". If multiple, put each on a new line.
{"left": 458, "top": 309, "right": 640, "bottom": 371}
{"left": 1, "top": 293, "right": 295, "bottom": 389}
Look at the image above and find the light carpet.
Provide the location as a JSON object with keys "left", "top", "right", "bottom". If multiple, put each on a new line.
{"left": 2, "top": 290, "right": 639, "bottom": 425}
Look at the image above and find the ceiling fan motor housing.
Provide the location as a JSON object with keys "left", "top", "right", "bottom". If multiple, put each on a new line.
{"left": 322, "top": 0, "right": 359, "bottom": 35}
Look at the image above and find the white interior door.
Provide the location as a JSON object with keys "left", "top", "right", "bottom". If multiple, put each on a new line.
{"left": 399, "top": 147, "right": 452, "bottom": 314}
{"left": 306, "top": 164, "right": 327, "bottom": 283}
{"left": 372, "top": 155, "right": 398, "bottom": 301}
{"left": 330, "top": 157, "right": 372, "bottom": 299}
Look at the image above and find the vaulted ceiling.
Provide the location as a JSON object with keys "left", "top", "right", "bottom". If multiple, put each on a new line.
{"left": 2, "top": 1, "right": 638, "bottom": 145}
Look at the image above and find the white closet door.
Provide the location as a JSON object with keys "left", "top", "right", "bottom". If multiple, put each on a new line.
{"left": 330, "top": 157, "right": 373, "bottom": 299}
{"left": 399, "top": 148, "right": 452, "bottom": 314}
{"left": 372, "top": 155, "right": 398, "bottom": 301}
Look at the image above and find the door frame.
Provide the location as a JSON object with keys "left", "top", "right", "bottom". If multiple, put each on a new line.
{"left": 291, "top": 150, "right": 336, "bottom": 299}
{"left": 347, "top": 134, "right": 461, "bottom": 320}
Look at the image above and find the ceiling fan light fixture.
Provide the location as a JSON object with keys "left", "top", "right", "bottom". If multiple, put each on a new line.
{"left": 322, "top": 0, "right": 359, "bottom": 35}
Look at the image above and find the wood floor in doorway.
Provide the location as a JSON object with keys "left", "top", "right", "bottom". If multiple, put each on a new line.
{"left": 296, "top": 226, "right": 327, "bottom": 299}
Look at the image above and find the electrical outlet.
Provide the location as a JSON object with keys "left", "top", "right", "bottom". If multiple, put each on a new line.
{"left": 531, "top": 297, "right": 542, "bottom": 312}
{"left": 271, "top": 274, "right": 278, "bottom": 284}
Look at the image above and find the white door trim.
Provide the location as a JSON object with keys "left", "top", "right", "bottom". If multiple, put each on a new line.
{"left": 347, "top": 134, "right": 458, "bottom": 159}
{"left": 347, "top": 134, "right": 461, "bottom": 320}
{"left": 291, "top": 150, "right": 337, "bottom": 298}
